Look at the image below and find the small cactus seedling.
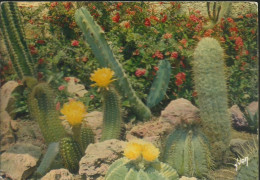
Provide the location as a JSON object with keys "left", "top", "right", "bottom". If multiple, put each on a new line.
{"left": 105, "top": 139, "right": 179, "bottom": 180}
{"left": 163, "top": 127, "right": 213, "bottom": 178}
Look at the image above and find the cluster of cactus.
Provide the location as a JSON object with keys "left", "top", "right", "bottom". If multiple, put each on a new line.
{"left": 162, "top": 127, "right": 213, "bottom": 178}
{"left": 192, "top": 37, "right": 231, "bottom": 165}
{"left": 75, "top": 7, "right": 151, "bottom": 121}
{"left": 105, "top": 140, "right": 179, "bottom": 180}
{"left": 205, "top": 2, "right": 231, "bottom": 29}
{"left": 146, "top": 59, "right": 172, "bottom": 108}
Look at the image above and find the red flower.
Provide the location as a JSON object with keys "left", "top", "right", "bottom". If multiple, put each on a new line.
{"left": 171, "top": 52, "right": 178, "bottom": 59}
{"left": 82, "top": 57, "right": 88, "bottom": 62}
{"left": 175, "top": 78, "right": 183, "bottom": 86}
{"left": 38, "top": 58, "right": 44, "bottom": 64}
{"left": 117, "top": 2, "right": 123, "bottom": 9}
{"left": 71, "top": 40, "right": 79, "bottom": 47}
{"left": 58, "top": 85, "right": 65, "bottom": 91}
{"left": 90, "top": 95, "right": 95, "bottom": 99}
{"left": 36, "top": 40, "right": 45, "bottom": 44}
{"left": 251, "top": 29, "right": 255, "bottom": 35}
{"left": 161, "top": 15, "right": 167, "bottom": 23}
{"left": 219, "top": 37, "right": 226, "bottom": 43}
{"left": 192, "top": 91, "right": 198, "bottom": 97}
{"left": 244, "top": 50, "right": 249, "bottom": 55}
{"left": 227, "top": 17, "right": 234, "bottom": 23}
{"left": 175, "top": 72, "right": 186, "bottom": 86}
{"left": 144, "top": 18, "right": 151, "bottom": 26}
{"left": 246, "top": 13, "right": 253, "bottom": 18}
{"left": 150, "top": 16, "right": 160, "bottom": 22}
{"left": 135, "top": 69, "right": 146, "bottom": 77}
{"left": 189, "top": 14, "right": 199, "bottom": 23}
{"left": 153, "top": 66, "right": 159, "bottom": 71}
{"left": 124, "top": 21, "right": 130, "bottom": 29}
{"left": 235, "top": 37, "right": 243, "bottom": 49}
{"left": 229, "top": 27, "right": 238, "bottom": 33}
{"left": 28, "top": 19, "right": 34, "bottom": 24}
{"left": 238, "top": 15, "right": 243, "bottom": 19}
{"left": 63, "top": 2, "right": 72, "bottom": 11}
{"left": 152, "top": 50, "right": 164, "bottom": 59}
{"left": 64, "top": 77, "right": 70, "bottom": 82}
{"left": 50, "top": 2, "right": 58, "bottom": 8}
{"left": 56, "top": 102, "right": 61, "bottom": 111}
{"left": 180, "top": 61, "right": 186, "bottom": 68}
{"left": 180, "top": 39, "right": 187, "bottom": 47}
{"left": 204, "top": 29, "right": 214, "bottom": 37}
{"left": 112, "top": 13, "right": 120, "bottom": 23}
{"left": 163, "top": 33, "right": 172, "bottom": 39}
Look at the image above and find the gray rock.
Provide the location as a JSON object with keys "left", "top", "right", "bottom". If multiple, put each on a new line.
{"left": 0, "top": 81, "right": 19, "bottom": 112}
{"left": 179, "top": 176, "right": 197, "bottom": 180}
{"left": 0, "top": 143, "right": 42, "bottom": 180}
{"left": 230, "top": 105, "right": 248, "bottom": 129}
{"left": 79, "top": 139, "right": 126, "bottom": 180}
{"left": 41, "top": 169, "right": 78, "bottom": 180}
{"left": 159, "top": 98, "right": 200, "bottom": 127}
{"left": 84, "top": 111, "right": 103, "bottom": 142}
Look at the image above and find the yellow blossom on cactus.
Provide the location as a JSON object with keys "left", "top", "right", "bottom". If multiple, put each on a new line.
{"left": 142, "top": 143, "right": 160, "bottom": 162}
{"left": 124, "top": 141, "right": 143, "bottom": 160}
{"left": 90, "top": 68, "right": 116, "bottom": 89}
{"left": 60, "top": 100, "right": 87, "bottom": 126}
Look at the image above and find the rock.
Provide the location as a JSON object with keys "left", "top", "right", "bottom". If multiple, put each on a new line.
{"left": 0, "top": 143, "right": 42, "bottom": 180}
{"left": 41, "top": 169, "right": 77, "bottom": 180}
{"left": 126, "top": 119, "right": 172, "bottom": 148}
{"left": 66, "top": 77, "right": 88, "bottom": 98}
{"left": 246, "top": 101, "right": 258, "bottom": 115}
{"left": 0, "top": 81, "right": 19, "bottom": 112}
{"left": 84, "top": 111, "right": 103, "bottom": 142}
{"left": 180, "top": 176, "right": 197, "bottom": 180}
{"left": 160, "top": 98, "right": 200, "bottom": 127}
{"left": 79, "top": 139, "right": 126, "bottom": 180}
{"left": 230, "top": 105, "right": 248, "bottom": 129}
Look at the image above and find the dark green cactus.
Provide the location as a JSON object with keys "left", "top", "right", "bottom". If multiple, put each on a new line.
{"left": 101, "top": 87, "right": 122, "bottom": 141}
{"left": 59, "top": 137, "right": 83, "bottom": 174}
{"left": 147, "top": 59, "right": 171, "bottom": 108}
{"left": 75, "top": 7, "right": 151, "bottom": 121}
{"left": 163, "top": 128, "right": 213, "bottom": 178}
{"left": 27, "top": 83, "right": 66, "bottom": 144}
{"left": 192, "top": 37, "right": 231, "bottom": 165}
{"left": 105, "top": 158, "right": 179, "bottom": 180}
{"left": 0, "top": 2, "right": 36, "bottom": 79}
{"left": 79, "top": 124, "right": 94, "bottom": 153}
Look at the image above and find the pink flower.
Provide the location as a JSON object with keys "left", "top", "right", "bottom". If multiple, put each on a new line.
{"left": 235, "top": 37, "right": 243, "bottom": 49}
{"left": 56, "top": 102, "right": 61, "bottom": 111}
{"left": 144, "top": 18, "right": 151, "bottom": 26}
{"left": 135, "top": 69, "right": 146, "bottom": 77}
{"left": 180, "top": 39, "right": 187, "bottom": 47}
{"left": 71, "top": 40, "right": 79, "bottom": 47}
{"left": 58, "top": 85, "right": 65, "bottom": 91}
{"left": 64, "top": 77, "right": 70, "bottom": 82}
{"left": 90, "top": 95, "right": 95, "bottom": 99}
{"left": 153, "top": 66, "right": 159, "bottom": 71}
{"left": 171, "top": 52, "right": 178, "bottom": 59}
{"left": 189, "top": 14, "right": 199, "bottom": 23}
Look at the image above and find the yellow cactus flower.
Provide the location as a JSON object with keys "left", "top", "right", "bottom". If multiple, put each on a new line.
{"left": 124, "top": 139, "right": 159, "bottom": 162}
{"left": 90, "top": 68, "right": 116, "bottom": 90}
{"left": 142, "top": 143, "right": 160, "bottom": 162}
{"left": 60, "top": 100, "right": 87, "bottom": 126}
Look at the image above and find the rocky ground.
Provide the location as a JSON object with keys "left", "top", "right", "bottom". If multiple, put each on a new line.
{"left": 0, "top": 81, "right": 258, "bottom": 180}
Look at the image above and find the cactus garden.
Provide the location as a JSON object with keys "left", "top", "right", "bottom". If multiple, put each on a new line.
{"left": 0, "top": 2, "right": 258, "bottom": 180}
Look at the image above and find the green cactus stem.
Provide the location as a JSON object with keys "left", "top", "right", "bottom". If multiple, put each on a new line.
{"left": 79, "top": 124, "right": 94, "bottom": 153}
{"left": 59, "top": 137, "right": 83, "bottom": 174}
{"left": 147, "top": 59, "right": 171, "bottom": 108}
{"left": 75, "top": 7, "right": 151, "bottom": 121}
{"left": 192, "top": 37, "right": 231, "bottom": 165}
{"left": 27, "top": 83, "right": 66, "bottom": 144}
{"left": 0, "top": 2, "right": 36, "bottom": 79}
{"left": 105, "top": 158, "right": 179, "bottom": 180}
{"left": 163, "top": 127, "right": 213, "bottom": 178}
{"left": 100, "top": 87, "right": 122, "bottom": 141}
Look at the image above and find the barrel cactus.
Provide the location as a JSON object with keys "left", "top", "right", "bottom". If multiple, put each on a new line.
{"left": 192, "top": 37, "right": 231, "bottom": 165}
{"left": 105, "top": 139, "right": 179, "bottom": 180}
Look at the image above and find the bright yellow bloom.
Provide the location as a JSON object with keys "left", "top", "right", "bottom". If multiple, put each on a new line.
{"left": 90, "top": 68, "right": 116, "bottom": 89}
{"left": 124, "top": 139, "right": 159, "bottom": 162}
{"left": 142, "top": 143, "right": 160, "bottom": 162}
{"left": 60, "top": 100, "right": 87, "bottom": 126}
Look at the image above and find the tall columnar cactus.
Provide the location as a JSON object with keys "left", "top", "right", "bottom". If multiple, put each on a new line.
{"left": 0, "top": 2, "right": 36, "bottom": 79}
{"left": 147, "top": 59, "right": 172, "bottom": 108}
{"left": 28, "top": 83, "right": 66, "bottom": 144}
{"left": 75, "top": 7, "right": 151, "bottom": 121}
{"left": 192, "top": 37, "right": 231, "bottom": 164}
{"left": 163, "top": 128, "right": 213, "bottom": 178}
{"left": 105, "top": 140, "right": 179, "bottom": 180}
{"left": 79, "top": 124, "right": 94, "bottom": 152}
{"left": 59, "top": 137, "right": 83, "bottom": 174}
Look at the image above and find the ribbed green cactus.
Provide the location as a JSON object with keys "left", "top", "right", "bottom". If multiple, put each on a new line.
{"left": 27, "top": 83, "right": 66, "bottom": 144}
{"left": 75, "top": 7, "right": 151, "bottom": 121}
{"left": 0, "top": 2, "right": 36, "bottom": 79}
{"left": 79, "top": 124, "right": 94, "bottom": 152}
{"left": 105, "top": 158, "right": 179, "bottom": 180}
{"left": 59, "top": 137, "right": 83, "bottom": 174}
{"left": 192, "top": 37, "right": 231, "bottom": 165}
{"left": 163, "top": 128, "right": 212, "bottom": 178}
{"left": 101, "top": 87, "right": 122, "bottom": 141}
{"left": 147, "top": 59, "right": 171, "bottom": 108}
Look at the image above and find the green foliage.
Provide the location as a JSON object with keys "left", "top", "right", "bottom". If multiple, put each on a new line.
{"left": 0, "top": 2, "right": 35, "bottom": 79}
{"left": 101, "top": 87, "right": 122, "bottom": 141}
{"left": 146, "top": 59, "right": 172, "bottom": 108}
{"left": 193, "top": 37, "right": 231, "bottom": 165}
{"left": 163, "top": 128, "right": 212, "bottom": 178}
{"left": 59, "top": 137, "right": 83, "bottom": 174}
{"left": 75, "top": 7, "right": 151, "bottom": 121}
{"left": 27, "top": 82, "right": 66, "bottom": 144}
{"left": 105, "top": 158, "right": 179, "bottom": 180}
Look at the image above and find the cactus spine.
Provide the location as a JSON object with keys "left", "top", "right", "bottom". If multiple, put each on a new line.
{"left": 75, "top": 7, "right": 151, "bottom": 121}
{"left": 147, "top": 59, "right": 172, "bottom": 108}
{"left": 59, "top": 137, "right": 83, "bottom": 174}
{"left": 163, "top": 128, "right": 212, "bottom": 178}
{"left": 0, "top": 2, "right": 35, "bottom": 79}
{"left": 105, "top": 158, "right": 179, "bottom": 180}
{"left": 101, "top": 87, "right": 122, "bottom": 141}
{"left": 28, "top": 83, "right": 66, "bottom": 144}
{"left": 192, "top": 37, "right": 231, "bottom": 164}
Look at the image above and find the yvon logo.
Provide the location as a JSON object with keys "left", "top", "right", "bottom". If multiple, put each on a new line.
{"left": 234, "top": 157, "right": 249, "bottom": 171}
